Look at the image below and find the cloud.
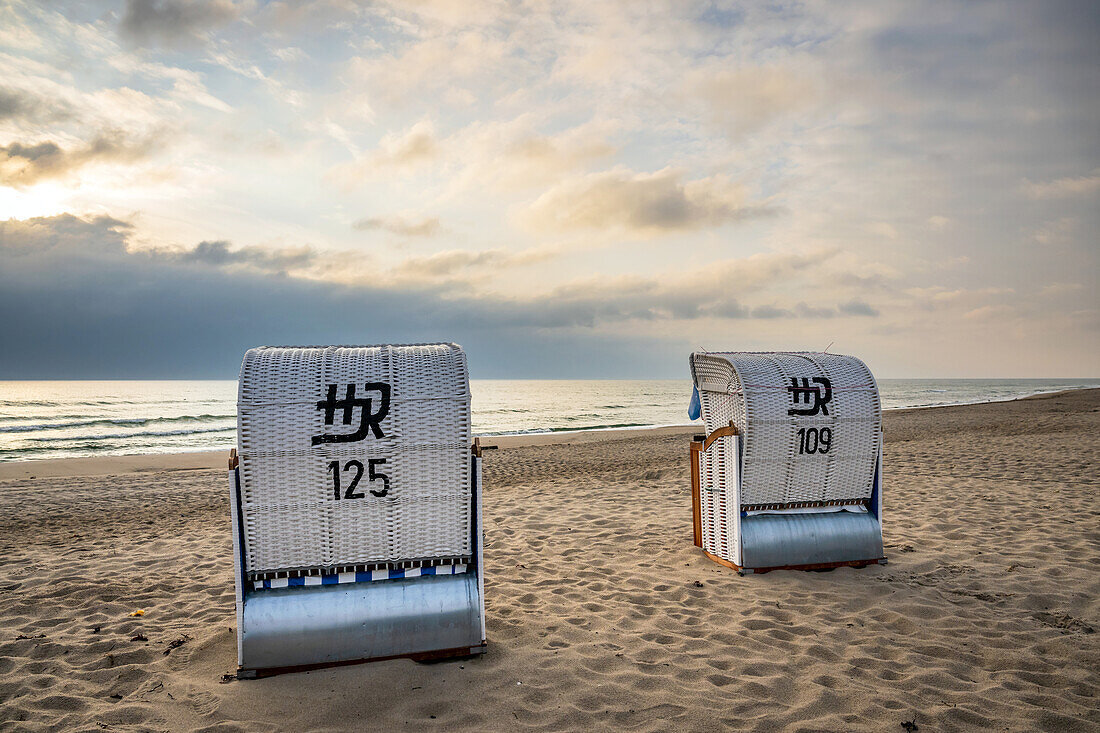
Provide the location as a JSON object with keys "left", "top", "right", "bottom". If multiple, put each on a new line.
{"left": 795, "top": 303, "right": 839, "bottom": 318}
{"left": 751, "top": 305, "right": 792, "bottom": 319}
{"left": 445, "top": 117, "right": 618, "bottom": 193}
{"left": 1039, "top": 282, "right": 1084, "bottom": 297}
{"left": 374, "top": 122, "right": 438, "bottom": 166}
{"left": 0, "top": 132, "right": 158, "bottom": 187}
{"left": 0, "top": 213, "right": 685, "bottom": 377}
{"left": 838, "top": 299, "right": 879, "bottom": 317}
{"left": 375, "top": 0, "right": 513, "bottom": 28}
{"left": 519, "top": 249, "right": 853, "bottom": 326}
{"left": 330, "top": 115, "right": 619, "bottom": 196}
{"left": 346, "top": 33, "right": 511, "bottom": 110}
{"left": 1033, "top": 217, "right": 1079, "bottom": 246}
{"left": 0, "top": 215, "right": 869, "bottom": 340}
{"left": 353, "top": 213, "right": 440, "bottom": 237}
{"left": 152, "top": 240, "right": 318, "bottom": 275}
{"left": 0, "top": 87, "right": 71, "bottom": 123}
{"left": 330, "top": 121, "right": 439, "bottom": 186}
{"left": 865, "top": 222, "right": 898, "bottom": 240}
{"left": 119, "top": 0, "right": 239, "bottom": 47}
{"left": 521, "top": 167, "right": 772, "bottom": 234}
{"left": 903, "top": 286, "right": 1015, "bottom": 311}
{"left": 12, "top": 214, "right": 1091, "bottom": 381}
{"left": 963, "top": 304, "right": 1016, "bottom": 321}
{"left": 1022, "top": 171, "right": 1100, "bottom": 199}
{"left": 0, "top": 1, "right": 1094, "bottom": 378}
{"left": 0, "top": 213, "right": 132, "bottom": 256}
{"left": 389, "top": 246, "right": 558, "bottom": 280}
{"left": 685, "top": 65, "right": 816, "bottom": 139}
{"left": 503, "top": 132, "right": 613, "bottom": 175}
{"left": 391, "top": 249, "right": 500, "bottom": 277}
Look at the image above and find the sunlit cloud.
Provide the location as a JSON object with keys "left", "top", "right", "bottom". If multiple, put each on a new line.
{"left": 353, "top": 212, "right": 440, "bottom": 237}
{"left": 1022, "top": 171, "right": 1100, "bottom": 199}
{"left": 521, "top": 168, "right": 773, "bottom": 234}
{"left": 685, "top": 65, "right": 817, "bottom": 139}
{"left": 0, "top": 132, "right": 160, "bottom": 187}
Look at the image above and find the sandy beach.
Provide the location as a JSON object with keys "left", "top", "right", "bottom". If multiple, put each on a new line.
{"left": 0, "top": 389, "right": 1097, "bottom": 732}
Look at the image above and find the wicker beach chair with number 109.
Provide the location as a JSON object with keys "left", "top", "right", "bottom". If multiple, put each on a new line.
{"left": 228, "top": 343, "right": 486, "bottom": 676}
{"left": 688, "top": 351, "right": 886, "bottom": 574}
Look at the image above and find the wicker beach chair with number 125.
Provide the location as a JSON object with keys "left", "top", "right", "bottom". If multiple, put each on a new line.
{"left": 228, "top": 343, "right": 486, "bottom": 676}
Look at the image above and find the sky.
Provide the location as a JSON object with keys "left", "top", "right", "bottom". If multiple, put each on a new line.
{"left": 0, "top": 0, "right": 1097, "bottom": 379}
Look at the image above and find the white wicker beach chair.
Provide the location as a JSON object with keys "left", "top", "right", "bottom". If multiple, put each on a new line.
{"left": 688, "top": 351, "right": 885, "bottom": 574}
{"left": 228, "top": 343, "right": 486, "bottom": 675}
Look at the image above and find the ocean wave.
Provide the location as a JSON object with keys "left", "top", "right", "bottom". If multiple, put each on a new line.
{"left": 0, "top": 413, "right": 105, "bottom": 423}
{"left": 0, "top": 399, "right": 128, "bottom": 407}
{"left": 548, "top": 422, "right": 651, "bottom": 432}
{"left": 0, "top": 397, "right": 229, "bottom": 408}
{"left": 26, "top": 426, "right": 236, "bottom": 442}
{"left": 472, "top": 421, "right": 682, "bottom": 437}
{"left": 0, "top": 414, "right": 235, "bottom": 433}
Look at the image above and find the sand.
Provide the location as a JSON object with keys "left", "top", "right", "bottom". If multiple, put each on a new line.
{"left": 0, "top": 389, "right": 1097, "bottom": 732}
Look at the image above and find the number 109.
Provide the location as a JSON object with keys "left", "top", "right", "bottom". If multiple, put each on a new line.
{"left": 796, "top": 427, "right": 832, "bottom": 455}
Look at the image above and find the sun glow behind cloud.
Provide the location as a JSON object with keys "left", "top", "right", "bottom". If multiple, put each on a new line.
{"left": 0, "top": 0, "right": 1096, "bottom": 378}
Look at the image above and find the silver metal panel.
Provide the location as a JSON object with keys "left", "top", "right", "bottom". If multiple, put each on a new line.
{"left": 473, "top": 456, "right": 486, "bottom": 643}
{"left": 740, "top": 512, "right": 884, "bottom": 569}
{"left": 240, "top": 572, "right": 482, "bottom": 671}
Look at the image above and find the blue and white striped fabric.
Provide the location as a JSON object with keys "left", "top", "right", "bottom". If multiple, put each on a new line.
{"left": 253, "top": 563, "right": 468, "bottom": 590}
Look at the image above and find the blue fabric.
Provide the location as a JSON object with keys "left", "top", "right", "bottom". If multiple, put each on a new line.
{"left": 688, "top": 385, "right": 701, "bottom": 421}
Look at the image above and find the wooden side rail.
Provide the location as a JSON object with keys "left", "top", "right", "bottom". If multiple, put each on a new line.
{"left": 702, "top": 421, "right": 739, "bottom": 452}
{"left": 690, "top": 422, "right": 739, "bottom": 548}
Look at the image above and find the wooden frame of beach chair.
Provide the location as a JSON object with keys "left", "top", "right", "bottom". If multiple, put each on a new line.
{"left": 228, "top": 344, "right": 486, "bottom": 677}
{"left": 689, "top": 351, "right": 886, "bottom": 575}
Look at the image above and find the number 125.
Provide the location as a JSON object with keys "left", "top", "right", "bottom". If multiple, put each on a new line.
{"left": 327, "top": 458, "right": 390, "bottom": 499}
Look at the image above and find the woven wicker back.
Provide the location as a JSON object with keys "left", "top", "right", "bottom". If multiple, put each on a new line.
{"left": 237, "top": 344, "right": 472, "bottom": 577}
{"left": 690, "top": 351, "right": 881, "bottom": 508}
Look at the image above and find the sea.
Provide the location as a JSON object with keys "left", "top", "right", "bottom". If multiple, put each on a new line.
{"left": 0, "top": 379, "right": 1096, "bottom": 462}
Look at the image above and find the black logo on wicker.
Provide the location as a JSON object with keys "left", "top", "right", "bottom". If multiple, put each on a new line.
{"left": 312, "top": 383, "right": 390, "bottom": 445}
{"left": 787, "top": 377, "right": 832, "bottom": 416}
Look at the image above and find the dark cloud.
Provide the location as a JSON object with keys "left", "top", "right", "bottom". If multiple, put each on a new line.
{"left": 0, "top": 215, "right": 882, "bottom": 377}
{"left": 838, "top": 299, "right": 879, "bottom": 317}
{"left": 751, "top": 305, "right": 792, "bottom": 319}
{"left": 0, "top": 214, "right": 691, "bottom": 378}
{"left": 795, "top": 303, "right": 837, "bottom": 318}
{"left": 156, "top": 240, "right": 317, "bottom": 275}
{"left": 0, "top": 142, "right": 68, "bottom": 186}
{"left": 0, "top": 87, "right": 71, "bottom": 123}
{"left": 0, "top": 89, "right": 30, "bottom": 121}
{"left": 119, "top": 0, "right": 238, "bottom": 47}
{"left": 0, "top": 132, "right": 157, "bottom": 187}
